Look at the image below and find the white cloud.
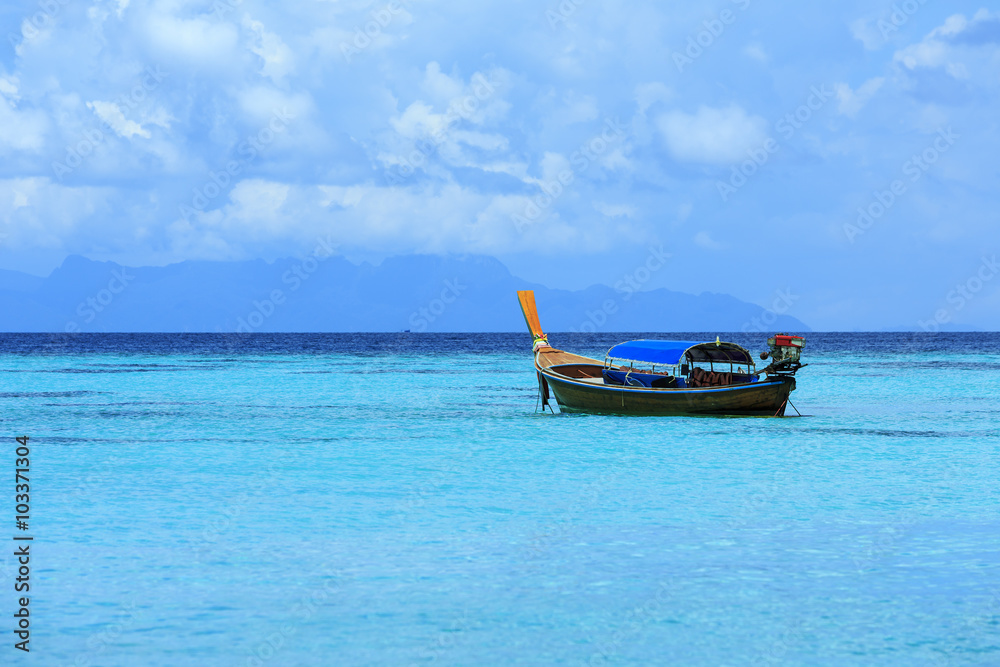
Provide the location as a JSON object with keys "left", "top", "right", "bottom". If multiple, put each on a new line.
{"left": 0, "top": 76, "right": 48, "bottom": 152}
{"left": 390, "top": 101, "right": 447, "bottom": 139}
{"left": 237, "top": 86, "right": 312, "bottom": 129}
{"left": 539, "top": 152, "right": 572, "bottom": 185}
{"left": 477, "top": 160, "right": 532, "bottom": 182}
{"left": 0, "top": 0, "right": 996, "bottom": 314}
{"left": 693, "top": 231, "right": 724, "bottom": 251}
{"left": 593, "top": 201, "right": 635, "bottom": 219}
{"left": 0, "top": 178, "right": 111, "bottom": 249}
{"left": 556, "top": 93, "right": 599, "bottom": 125}
{"left": 86, "top": 101, "right": 150, "bottom": 139}
{"left": 421, "top": 62, "right": 465, "bottom": 105}
{"left": 376, "top": 65, "right": 510, "bottom": 177}
{"left": 657, "top": 105, "right": 768, "bottom": 164}
{"left": 834, "top": 77, "right": 885, "bottom": 117}
{"left": 450, "top": 130, "right": 508, "bottom": 151}
{"left": 142, "top": 13, "right": 240, "bottom": 72}
{"left": 895, "top": 37, "right": 950, "bottom": 71}
{"left": 946, "top": 63, "right": 971, "bottom": 80}
{"left": 243, "top": 15, "right": 295, "bottom": 82}
{"left": 0, "top": 98, "right": 48, "bottom": 152}
{"left": 0, "top": 179, "right": 43, "bottom": 220}
{"left": 14, "top": 17, "right": 54, "bottom": 58}
{"left": 0, "top": 76, "right": 20, "bottom": 102}
{"left": 744, "top": 43, "right": 767, "bottom": 62}
{"left": 935, "top": 14, "right": 974, "bottom": 38}
{"left": 223, "top": 180, "right": 291, "bottom": 235}
{"left": 850, "top": 18, "right": 883, "bottom": 51}
{"left": 142, "top": 106, "right": 175, "bottom": 131}
{"left": 318, "top": 185, "right": 365, "bottom": 209}
{"left": 600, "top": 146, "right": 632, "bottom": 172}
{"left": 389, "top": 66, "right": 505, "bottom": 140}
{"left": 894, "top": 11, "right": 1000, "bottom": 77}
{"left": 170, "top": 178, "right": 633, "bottom": 259}
{"left": 635, "top": 82, "right": 671, "bottom": 116}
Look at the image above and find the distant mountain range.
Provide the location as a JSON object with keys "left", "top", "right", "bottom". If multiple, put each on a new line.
{"left": 0, "top": 254, "right": 811, "bottom": 333}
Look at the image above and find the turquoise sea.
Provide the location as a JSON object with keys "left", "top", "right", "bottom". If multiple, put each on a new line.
{"left": 2, "top": 332, "right": 998, "bottom": 666}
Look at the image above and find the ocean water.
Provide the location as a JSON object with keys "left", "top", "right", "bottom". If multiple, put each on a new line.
{"left": 1, "top": 332, "right": 998, "bottom": 666}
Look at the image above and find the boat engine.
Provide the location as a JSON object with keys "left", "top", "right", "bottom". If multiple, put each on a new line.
{"left": 759, "top": 334, "right": 806, "bottom": 374}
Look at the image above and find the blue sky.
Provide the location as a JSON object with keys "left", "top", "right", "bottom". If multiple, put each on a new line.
{"left": 0, "top": 0, "right": 998, "bottom": 330}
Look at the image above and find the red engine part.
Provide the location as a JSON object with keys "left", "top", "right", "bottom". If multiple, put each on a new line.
{"left": 763, "top": 334, "right": 806, "bottom": 365}
{"left": 771, "top": 335, "right": 805, "bottom": 348}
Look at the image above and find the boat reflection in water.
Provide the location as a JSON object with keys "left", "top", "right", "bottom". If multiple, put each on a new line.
{"left": 517, "top": 290, "right": 806, "bottom": 417}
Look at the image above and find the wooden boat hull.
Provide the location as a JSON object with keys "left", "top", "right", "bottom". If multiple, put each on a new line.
{"left": 531, "top": 347, "right": 795, "bottom": 416}
{"left": 516, "top": 290, "right": 799, "bottom": 417}
{"left": 540, "top": 364, "right": 795, "bottom": 416}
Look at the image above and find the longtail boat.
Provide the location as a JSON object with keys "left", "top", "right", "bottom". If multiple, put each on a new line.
{"left": 517, "top": 290, "right": 806, "bottom": 416}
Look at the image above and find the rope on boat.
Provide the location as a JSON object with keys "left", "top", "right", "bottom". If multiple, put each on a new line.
{"left": 535, "top": 368, "right": 554, "bottom": 414}
{"left": 773, "top": 398, "right": 802, "bottom": 418}
{"left": 787, "top": 398, "right": 802, "bottom": 417}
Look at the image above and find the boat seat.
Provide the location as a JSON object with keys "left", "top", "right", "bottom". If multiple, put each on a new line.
{"left": 689, "top": 367, "right": 737, "bottom": 387}
{"left": 602, "top": 369, "right": 625, "bottom": 385}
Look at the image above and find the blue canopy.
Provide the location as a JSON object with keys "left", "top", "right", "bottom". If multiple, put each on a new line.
{"left": 606, "top": 339, "right": 754, "bottom": 366}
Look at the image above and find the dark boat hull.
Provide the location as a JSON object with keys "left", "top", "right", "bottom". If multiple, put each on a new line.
{"left": 541, "top": 368, "right": 795, "bottom": 416}
{"left": 516, "top": 291, "right": 800, "bottom": 417}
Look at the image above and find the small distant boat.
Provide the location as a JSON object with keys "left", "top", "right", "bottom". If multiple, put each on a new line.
{"left": 517, "top": 290, "right": 806, "bottom": 416}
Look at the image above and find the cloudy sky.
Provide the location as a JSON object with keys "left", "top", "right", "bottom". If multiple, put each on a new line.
{"left": 0, "top": 0, "right": 998, "bottom": 330}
